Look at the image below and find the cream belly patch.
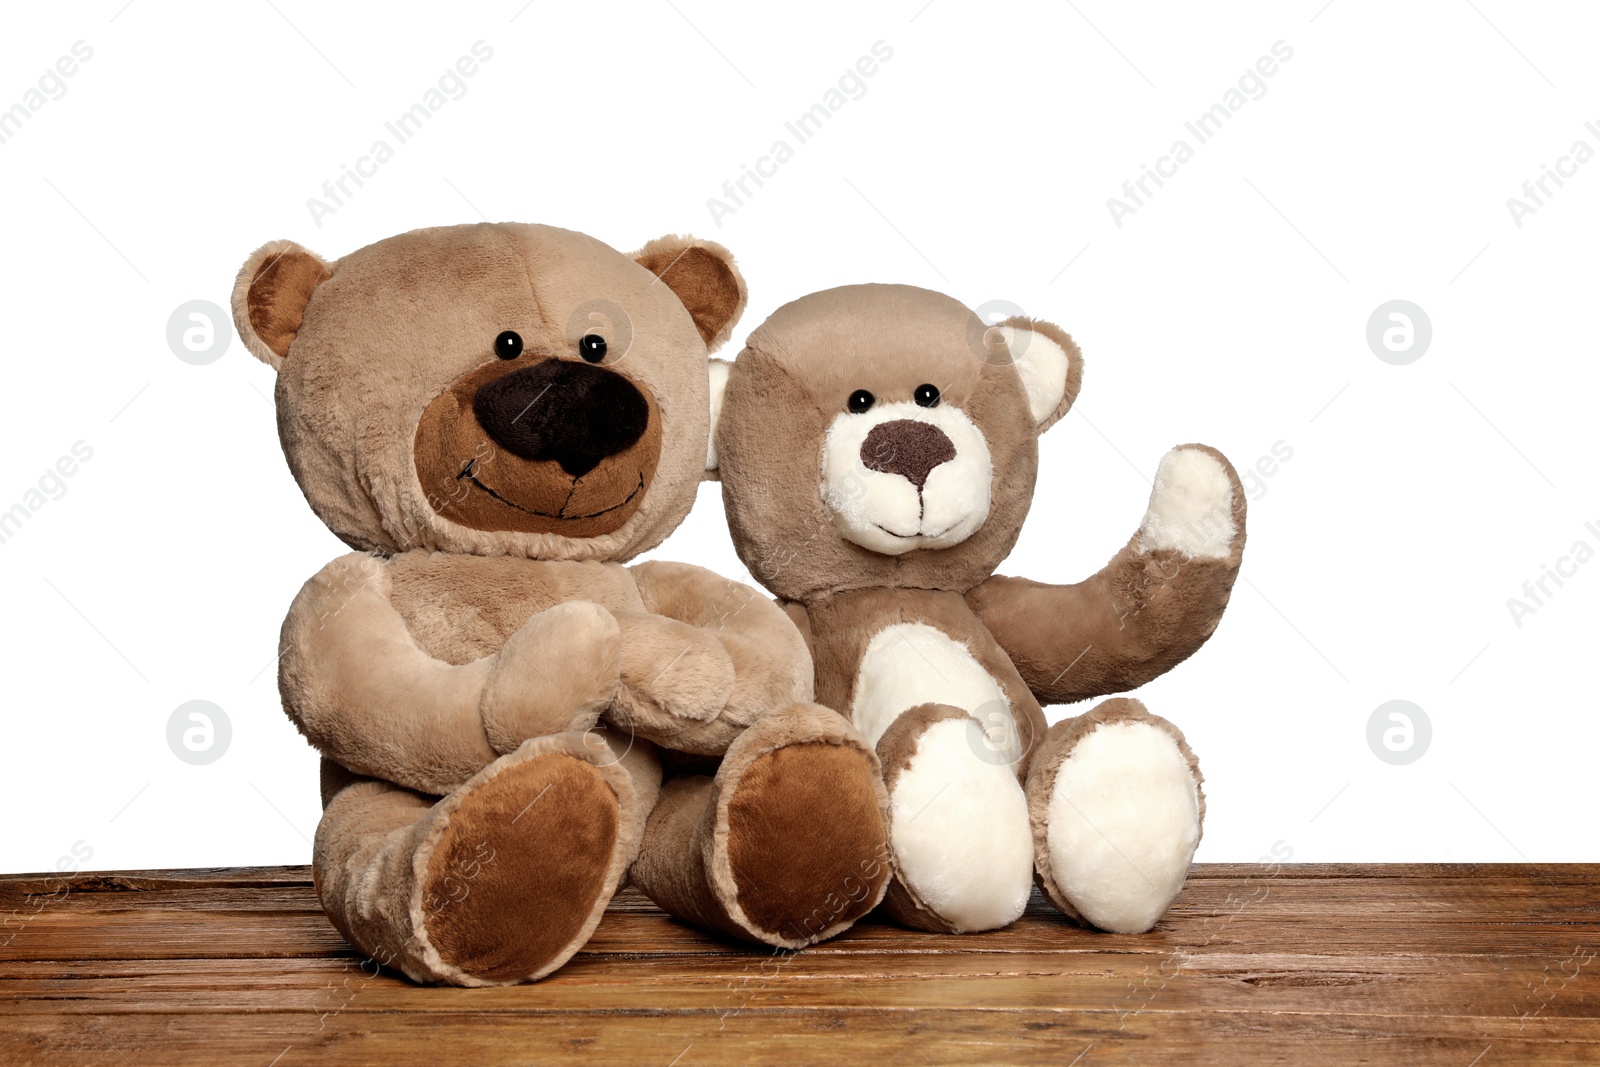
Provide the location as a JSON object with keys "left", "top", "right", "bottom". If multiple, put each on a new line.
{"left": 849, "top": 622, "right": 1021, "bottom": 765}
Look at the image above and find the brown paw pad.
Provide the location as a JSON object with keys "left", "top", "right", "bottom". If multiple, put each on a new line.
{"left": 422, "top": 754, "right": 620, "bottom": 983}
{"left": 725, "top": 742, "right": 889, "bottom": 944}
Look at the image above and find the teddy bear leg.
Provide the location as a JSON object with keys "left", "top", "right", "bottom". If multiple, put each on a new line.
{"left": 313, "top": 730, "right": 642, "bottom": 985}
{"left": 1026, "top": 698, "right": 1204, "bottom": 934}
{"left": 873, "top": 704, "right": 1036, "bottom": 934}
{"left": 629, "top": 702, "right": 891, "bottom": 949}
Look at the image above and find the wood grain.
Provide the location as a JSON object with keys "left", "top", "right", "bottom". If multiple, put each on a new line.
{"left": 1, "top": 864, "right": 1595, "bottom": 1065}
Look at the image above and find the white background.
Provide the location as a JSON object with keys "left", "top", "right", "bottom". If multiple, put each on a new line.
{"left": 1, "top": 0, "right": 1594, "bottom": 875}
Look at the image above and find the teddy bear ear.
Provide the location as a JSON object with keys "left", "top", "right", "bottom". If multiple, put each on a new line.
{"left": 993, "top": 316, "right": 1084, "bottom": 434}
{"left": 631, "top": 235, "right": 748, "bottom": 353}
{"left": 231, "top": 240, "right": 334, "bottom": 370}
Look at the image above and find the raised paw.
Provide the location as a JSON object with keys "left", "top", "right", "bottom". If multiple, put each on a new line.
{"left": 1138, "top": 444, "right": 1242, "bottom": 560}
{"left": 875, "top": 704, "right": 1034, "bottom": 934}
{"left": 1027, "top": 698, "right": 1203, "bottom": 934}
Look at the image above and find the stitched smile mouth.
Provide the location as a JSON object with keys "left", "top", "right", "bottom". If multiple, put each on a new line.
{"left": 873, "top": 522, "right": 957, "bottom": 541}
{"left": 457, "top": 459, "right": 645, "bottom": 521}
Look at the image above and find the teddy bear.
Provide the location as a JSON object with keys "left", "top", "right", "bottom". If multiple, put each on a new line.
{"left": 230, "top": 223, "right": 891, "bottom": 985}
{"left": 709, "top": 283, "right": 1246, "bottom": 935}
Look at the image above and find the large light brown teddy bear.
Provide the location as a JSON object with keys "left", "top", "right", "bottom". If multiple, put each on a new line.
{"left": 711, "top": 284, "right": 1246, "bottom": 936}
{"left": 231, "top": 224, "right": 890, "bottom": 985}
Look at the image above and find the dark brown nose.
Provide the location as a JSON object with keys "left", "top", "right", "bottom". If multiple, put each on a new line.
{"left": 473, "top": 359, "right": 649, "bottom": 479}
{"left": 860, "top": 419, "right": 956, "bottom": 489}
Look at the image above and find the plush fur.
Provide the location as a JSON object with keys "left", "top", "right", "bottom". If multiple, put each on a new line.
{"left": 850, "top": 622, "right": 1013, "bottom": 759}
{"left": 882, "top": 714, "right": 1034, "bottom": 932}
{"left": 713, "top": 284, "right": 1244, "bottom": 935}
{"left": 821, "top": 401, "right": 994, "bottom": 555}
{"left": 1046, "top": 711, "right": 1200, "bottom": 931}
{"left": 237, "top": 224, "right": 890, "bottom": 985}
{"left": 629, "top": 701, "right": 889, "bottom": 948}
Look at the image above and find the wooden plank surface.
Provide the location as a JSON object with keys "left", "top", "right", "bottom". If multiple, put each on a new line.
{"left": 1, "top": 864, "right": 1596, "bottom": 1065}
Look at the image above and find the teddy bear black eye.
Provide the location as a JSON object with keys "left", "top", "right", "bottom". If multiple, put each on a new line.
{"left": 914, "top": 383, "right": 941, "bottom": 408}
{"left": 494, "top": 331, "right": 523, "bottom": 360}
{"left": 578, "top": 334, "right": 608, "bottom": 363}
{"left": 847, "top": 389, "right": 875, "bottom": 414}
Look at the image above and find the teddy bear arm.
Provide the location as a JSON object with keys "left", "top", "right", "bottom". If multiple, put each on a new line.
{"left": 967, "top": 443, "right": 1246, "bottom": 705}
{"left": 629, "top": 561, "right": 815, "bottom": 720}
{"left": 280, "top": 554, "right": 500, "bottom": 795}
{"left": 967, "top": 544, "right": 1240, "bottom": 706}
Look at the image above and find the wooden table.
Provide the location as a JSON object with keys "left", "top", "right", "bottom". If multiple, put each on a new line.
{"left": 2, "top": 864, "right": 1595, "bottom": 1065}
